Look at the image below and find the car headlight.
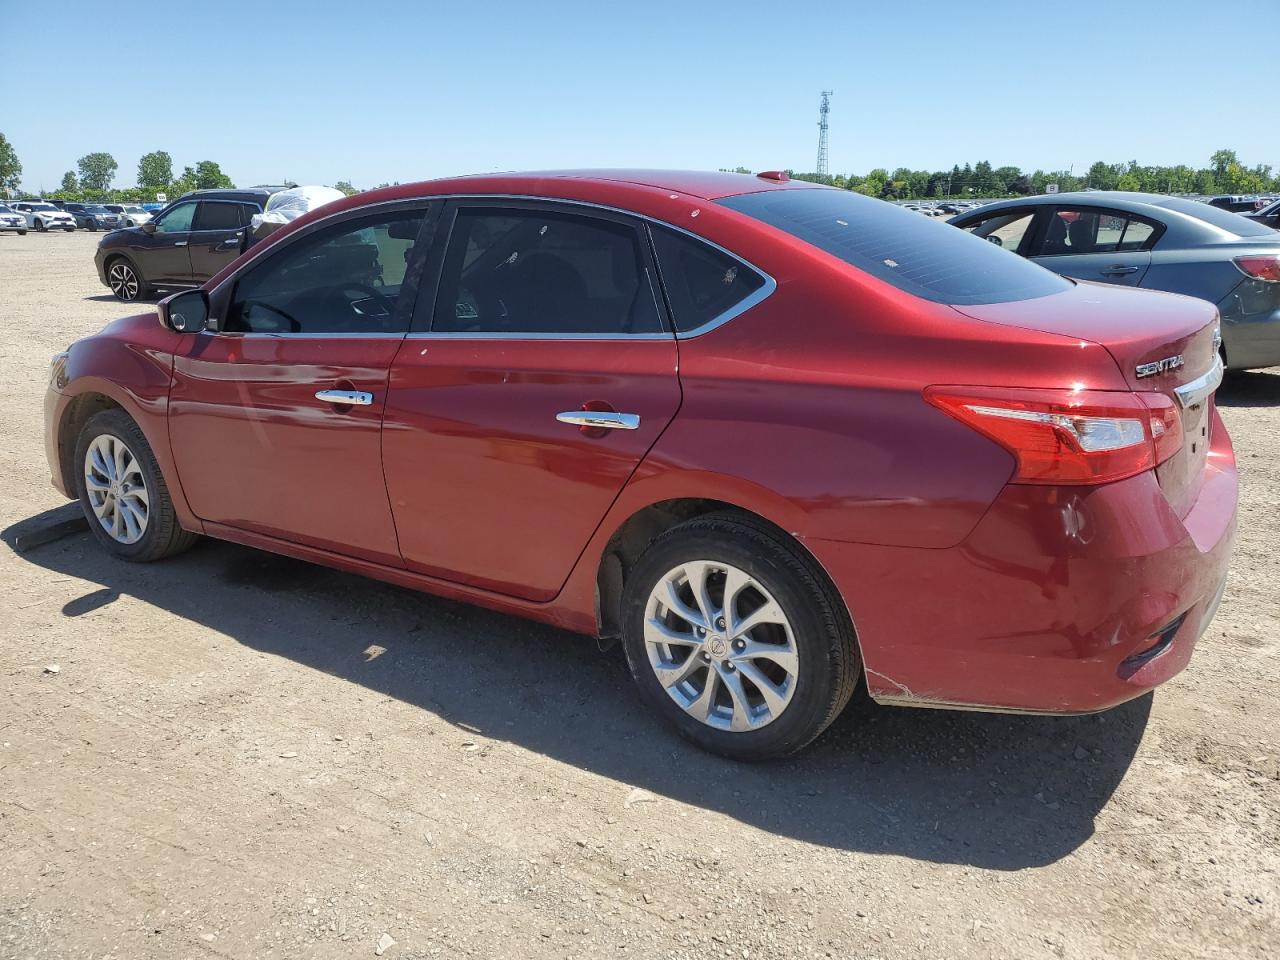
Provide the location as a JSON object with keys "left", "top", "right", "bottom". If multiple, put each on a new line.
{"left": 50, "top": 351, "right": 69, "bottom": 390}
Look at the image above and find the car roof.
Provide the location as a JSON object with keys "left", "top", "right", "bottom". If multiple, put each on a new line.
{"left": 362, "top": 169, "right": 822, "bottom": 204}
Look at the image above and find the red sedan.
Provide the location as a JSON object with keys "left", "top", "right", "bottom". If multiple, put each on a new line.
{"left": 44, "top": 170, "right": 1237, "bottom": 759}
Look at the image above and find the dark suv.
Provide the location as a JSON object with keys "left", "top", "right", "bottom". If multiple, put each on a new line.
{"left": 64, "top": 203, "right": 123, "bottom": 231}
{"left": 94, "top": 188, "right": 278, "bottom": 302}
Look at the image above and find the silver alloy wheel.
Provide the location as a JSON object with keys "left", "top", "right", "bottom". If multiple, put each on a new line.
{"left": 108, "top": 261, "right": 139, "bottom": 301}
{"left": 644, "top": 560, "right": 799, "bottom": 732}
{"left": 84, "top": 434, "right": 149, "bottom": 544}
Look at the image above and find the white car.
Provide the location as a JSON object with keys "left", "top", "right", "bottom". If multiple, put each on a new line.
{"left": 104, "top": 203, "right": 152, "bottom": 226}
{"left": 0, "top": 202, "right": 27, "bottom": 234}
{"left": 12, "top": 201, "right": 76, "bottom": 232}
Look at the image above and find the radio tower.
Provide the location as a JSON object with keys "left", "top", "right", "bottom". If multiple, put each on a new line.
{"left": 816, "top": 91, "right": 832, "bottom": 178}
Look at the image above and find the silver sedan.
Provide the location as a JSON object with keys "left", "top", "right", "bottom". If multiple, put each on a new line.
{"left": 951, "top": 192, "right": 1280, "bottom": 370}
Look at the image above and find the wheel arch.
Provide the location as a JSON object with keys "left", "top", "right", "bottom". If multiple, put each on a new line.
{"left": 593, "top": 497, "right": 859, "bottom": 663}
{"left": 55, "top": 377, "right": 201, "bottom": 534}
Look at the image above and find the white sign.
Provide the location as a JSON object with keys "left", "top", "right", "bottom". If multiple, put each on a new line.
{"left": 1045, "top": 183, "right": 1059, "bottom": 194}
{"left": 155, "top": 192, "right": 168, "bottom": 203}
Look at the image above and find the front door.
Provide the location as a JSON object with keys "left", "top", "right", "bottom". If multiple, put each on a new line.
{"left": 141, "top": 200, "right": 197, "bottom": 284}
{"left": 168, "top": 206, "right": 431, "bottom": 566}
{"left": 381, "top": 201, "right": 682, "bottom": 601}
{"left": 188, "top": 200, "right": 250, "bottom": 283}
{"left": 1029, "top": 206, "right": 1157, "bottom": 287}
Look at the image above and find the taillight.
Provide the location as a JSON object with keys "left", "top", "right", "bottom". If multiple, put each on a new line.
{"left": 1233, "top": 255, "right": 1280, "bottom": 282}
{"left": 925, "top": 386, "right": 1183, "bottom": 485}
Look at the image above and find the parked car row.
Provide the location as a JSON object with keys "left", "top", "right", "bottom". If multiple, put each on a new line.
{"left": 47, "top": 169, "right": 1238, "bottom": 758}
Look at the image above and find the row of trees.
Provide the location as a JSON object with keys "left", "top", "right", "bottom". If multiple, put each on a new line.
{"left": 48, "top": 150, "right": 236, "bottom": 201}
{"left": 735, "top": 150, "right": 1278, "bottom": 201}
{"left": 0, "top": 134, "right": 238, "bottom": 201}
{"left": 0, "top": 133, "right": 363, "bottom": 201}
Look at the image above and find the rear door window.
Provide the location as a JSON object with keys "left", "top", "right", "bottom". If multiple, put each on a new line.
{"left": 193, "top": 201, "right": 242, "bottom": 232}
{"left": 1037, "top": 208, "right": 1160, "bottom": 256}
{"left": 430, "top": 206, "right": 664, "bottom": 336}
{"left": 719, "top": 189, "right": 1070, "bottom": 305}
{"left": 649, "top": 225, "right": 766, "bottom": 333}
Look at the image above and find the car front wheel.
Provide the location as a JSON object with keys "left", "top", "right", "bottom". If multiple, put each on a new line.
{"left": 621, "top": 514, "right": 859, "bottom": 760}
{"left": 35, "top": 218, "right": 45, "bottom": 232}
{"left": 106, "top": 259, "right": 148, "bottom": 302}
{"left": 74, "top": 409, "right": 198, "bottom": 562}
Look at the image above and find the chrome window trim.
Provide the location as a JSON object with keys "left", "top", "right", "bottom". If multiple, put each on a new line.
{"left": 207, "top": 193, "right": 776, "bottom": 342}
{"left": 404, "top": 331, "right": 673, "bottom": 342}
{"left": 204, "top": 331, "right": 408, "bottom": 340}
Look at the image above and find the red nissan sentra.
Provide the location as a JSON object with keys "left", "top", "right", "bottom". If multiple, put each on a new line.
{"left": 44, "top": 170, "right": 1237, "bottom": 759}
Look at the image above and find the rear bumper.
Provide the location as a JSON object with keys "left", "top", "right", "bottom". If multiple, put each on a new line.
{"left": 811, "top": 408, "right": 1238, "bottom": 714}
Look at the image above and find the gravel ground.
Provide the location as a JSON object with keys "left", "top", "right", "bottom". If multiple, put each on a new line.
{"left": 1, "top": 230, "right": 1277, "bottom": 959}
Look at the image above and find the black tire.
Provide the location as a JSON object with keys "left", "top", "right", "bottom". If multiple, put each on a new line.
{"left": 64, "top": 226, "right": 75, "bottom": 232}
{"left": 620, "top": 513, "right": 859, "bottom": 760}
{"left": 35, "top": 218, "right": 46, "bottom": 232}
{"left": 105, "top": 257, "right": 151, "bottom": 302}
{"left": 17, "top": 230, "right": 26, "bottom": 236}
{"left": 73, "top": 409, "right": 198, "bottom": 562}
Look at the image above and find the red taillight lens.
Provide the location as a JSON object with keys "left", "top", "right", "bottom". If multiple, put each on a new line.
{"left": 925, "top": 386, "right": 1183, "bottom": 485}
{"left": 1233, "top": 255, "right": 1280, "bottom": 282}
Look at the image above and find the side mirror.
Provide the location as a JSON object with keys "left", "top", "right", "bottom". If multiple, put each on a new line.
{"left": 141, "top": 221, "right": 157, "bottom": 234}
{"left": 158, "top": 290, "right": 209, "bottom": 334}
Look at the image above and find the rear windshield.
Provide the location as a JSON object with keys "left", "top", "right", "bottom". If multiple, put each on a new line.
{"left": 719, "top": 189, "right": 1070, "bottom": 305}
{"left": 1152, "top": 196, "right": 1275, "bottom": 237}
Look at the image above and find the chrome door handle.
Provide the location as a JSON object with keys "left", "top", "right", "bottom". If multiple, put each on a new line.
{"left": 556, "top": 411, "right": 641, "bottom": 430}
{"left": 315, "top": 389, "right": 374, "bottom": 406}
{"left": 174, "top": 241, "right": 188, "bottom": 247}
{"left": 1100, "top": 265, "right": 1139, "bottom": 275}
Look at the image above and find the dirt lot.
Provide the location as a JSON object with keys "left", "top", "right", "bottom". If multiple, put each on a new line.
{"left": 1, "top": 230, "right": 1277, "bottom": 959}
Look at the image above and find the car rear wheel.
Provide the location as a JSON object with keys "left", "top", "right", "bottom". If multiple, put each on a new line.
{"left": 74, "top": 409, "right": 198, "bottom": 562}
{"left": 106, "top": 258, "right": 149, "bottom": 302}
{"left": 620, "top": 514, "right": 859, "bottom": 760}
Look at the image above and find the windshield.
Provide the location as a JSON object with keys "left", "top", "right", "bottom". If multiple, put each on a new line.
{"left": 1153, "top": 197, "right": 1275, "bottom": 237}
{"left": 83, "top": 205, "right": 110, "bottom": 214}
{"left": 719, "top": 188, "right": 1071, "bottom": 305}
{"left": 0, "top": 204, "right": 12, "bottom": 213}
{"left": 124, "top": 206, "right": 146, "bottom": 214}
{"left": 26, "top": 203, "right": 57, "bottom": 211}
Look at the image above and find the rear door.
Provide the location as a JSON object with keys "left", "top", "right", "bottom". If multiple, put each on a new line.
{"left": 1029, "top": 206, "right": 1159, "bottom": 286}
{"left": 188, "top": 200, "right": 249, "bottom": 282}
{"left": 380, "top": 200, "right": 681, "bottom": 601}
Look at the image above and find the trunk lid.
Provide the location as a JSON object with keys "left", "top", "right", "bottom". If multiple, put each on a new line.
{"left": 952, "top": 281, "right": 1221, "bottom": 517}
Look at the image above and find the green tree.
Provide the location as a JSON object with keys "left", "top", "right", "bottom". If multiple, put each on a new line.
{"left": 137, "top": 150, "right": 173, "bottom": 191}
{"left": 59, "top": 171, "right": 78, "bottom": 193}
{"left": 193, "top": 160, "right": 234, "bottom": 189}
{"left": 1210, "top": 149, "right": 1237, "bottom": 181}
{"left": 77, "top": 152, "right": 118, "bottom": 191}
{"left": 333, "top": 180, "right": 358, "bottom": 196}
{"left": 0, "top": 132, "right": 21, "bottom": 195}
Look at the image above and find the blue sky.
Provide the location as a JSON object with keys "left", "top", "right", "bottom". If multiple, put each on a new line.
{"left": 2, "top": 0, "right": 1274, "bottom": 192}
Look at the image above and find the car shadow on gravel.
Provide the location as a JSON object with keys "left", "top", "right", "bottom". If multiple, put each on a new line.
{"left": 1216, "top": 368, "right": 1280, "bottom": 408}
{"left": 6, "top": 504, "right": 1150, "bottom": 871}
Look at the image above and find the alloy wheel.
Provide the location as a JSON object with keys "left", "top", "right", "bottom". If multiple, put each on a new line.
{"left": 643, "top": 560, "right": 799, "bottom": 732}
{"left": 83, "top": 434, "right": 150, "bottom": 544}
{"left": 108, "top": 262, "right": 140, "bottom": 301}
